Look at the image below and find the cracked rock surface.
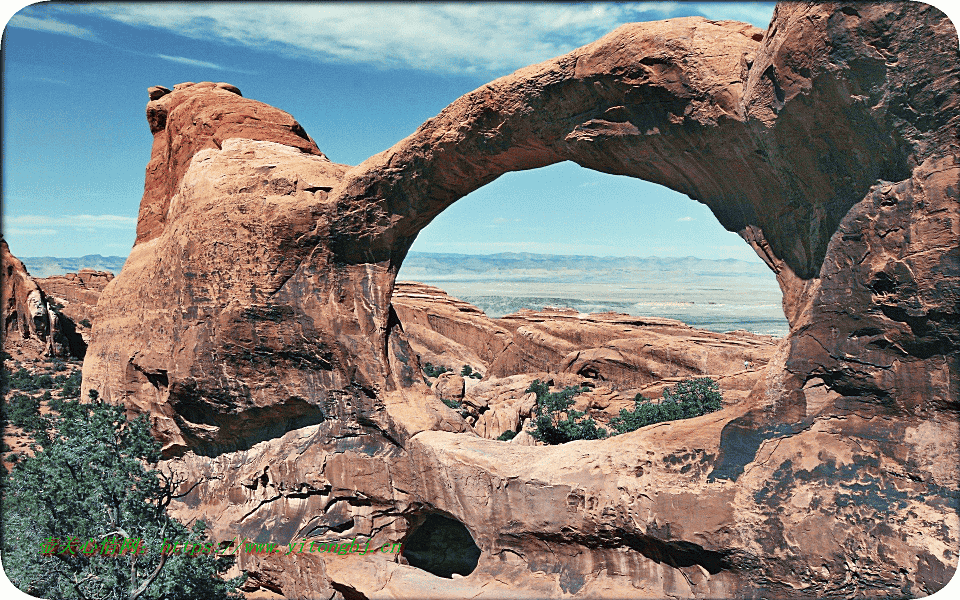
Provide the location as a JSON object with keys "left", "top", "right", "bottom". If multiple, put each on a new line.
{"left": 82, "top": 3, "right": 958, "bottom": 598}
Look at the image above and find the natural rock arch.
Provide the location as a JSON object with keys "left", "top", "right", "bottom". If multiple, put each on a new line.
{"left": 318, "top": 1, "right": 955, "bottom": 427}
{"left": 81, "top": 3, "right": 958, "bottom": 596}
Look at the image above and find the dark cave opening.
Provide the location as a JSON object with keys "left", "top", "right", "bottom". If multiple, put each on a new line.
{"left": 401, "top": 513, "right": 481, "bottom": 578}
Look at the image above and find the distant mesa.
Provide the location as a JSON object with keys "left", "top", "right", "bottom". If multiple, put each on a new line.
{"left": 18, "top": 255, "right": 127, "bottom": 278}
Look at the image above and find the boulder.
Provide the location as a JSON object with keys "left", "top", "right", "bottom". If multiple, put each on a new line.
{"left": 431, "top": 372, "right": 465, "bottom": 402}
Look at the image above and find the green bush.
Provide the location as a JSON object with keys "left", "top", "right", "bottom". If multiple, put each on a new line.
{"left": 496, "top": 430, "right": 517, "bottom": 442}
{"left": 423, "top": 362, "right": 452, "bottom": 378}
{"left": 2, "top": 398, "right": 244, "bottom": 599}
{"left": 460, "top": 365, "right": 483, "bottom": 380}
{"left": 58, "top": 370, "right": 82, "bottom": 398}
{"left": 3, "top": 367, "right": 41, "bottom": 391}
{"left": 527, "top": 380, "right": 607, "bottom": 444}
{"left": 610, "top": 377, "right": 724, "bottom": 434}
{"left": 2, "top": 393, "right": 44, "bottom": 432}
{"left": 79, "top": 318, "right": 92, "bottom": 328}
{"left": 36, "top": 373, "right": 55, "bottom": 389}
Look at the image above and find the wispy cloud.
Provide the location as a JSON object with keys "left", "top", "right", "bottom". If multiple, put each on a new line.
{"left": 61, "top": 2, "right": 774, "bottom": 76}
{"left": 155, "top": 54, "right": 228, "bottom": 70}
{"left": 20, "top": 75, "right": 71, "bottom": 86}
{"left": 8, "top": 13, "right": 98, "bottom": 40}
{"left": 677, "top": 216, "right": 694, "bottom": 222}
{"left": 6, "top": 228, "right": 58, "bottom": 236}
{"left": 7, "top": 214, "right": 137, "bottom": 230}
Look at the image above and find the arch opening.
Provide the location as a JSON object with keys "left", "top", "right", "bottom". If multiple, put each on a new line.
{"left": 397, "top": 162, "right": 787, "bottom": 337}
{"left": 391, "top": 163, "right": 788, "bottom": 433}
{"left": 401, "top": 513, "right": 482, "bottom": 578}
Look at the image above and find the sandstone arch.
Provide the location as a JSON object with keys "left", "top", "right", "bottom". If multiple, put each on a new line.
{"left": 82, "top": 3, "right": 958, "bottom": 597}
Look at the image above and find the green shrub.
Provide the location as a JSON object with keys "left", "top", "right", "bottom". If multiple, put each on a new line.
{"left": 460, "top": 365, "right": 483, "bottom": 379}
{"left": 496, "top": 430, "right": 517, "bottom": 442}
{"left": 36, "top": 373, "right": 55, "bottom": 389}
{"left": 423, "top": 362, "right": 451, "bottom": 378}
{"left": 3, "top": 367, "right": 40, "bottom": 391}
{"left": 48, "top": 392, "right": 64, "bottom": 413}
{"left": 2, "top": 393, "right": 44, "bottom": 431}
{"left": 527, "top": 380, "right": 607, "bottom": 444}
{"left": 610, "top": 377, "right": 724, "bottom": 434}
{"left": 79, "top": 318, "right": 92, "bottom": 328}
{"left": 440, "top": 397, "right": 460, "bottom": 410}
{"left": 58, "top": 370, "right": 82, "bottom": 398}
{"left": 3, "top": 398, "right": 245, "bottom": 599}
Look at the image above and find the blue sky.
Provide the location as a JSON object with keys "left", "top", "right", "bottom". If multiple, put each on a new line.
{"left": 4, "top": 1, "right": 786, "bottom": 260}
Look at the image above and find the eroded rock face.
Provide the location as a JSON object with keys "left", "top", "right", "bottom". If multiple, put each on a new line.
{"left": 85, "top": 3, "right": 958, "bottom": 598}
{"left": 1, "top": 239, "right": 83, "bottom": 358}
{"left": 395, "top": 281, "right": 776, "bottom": 439}
{"left": 35, "top": 269, "right": 114, "bottom": 345}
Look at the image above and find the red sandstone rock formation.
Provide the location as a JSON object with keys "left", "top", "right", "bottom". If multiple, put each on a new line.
{"left": 35, "top": 269, "right": 114, "bottom": 344}
{"left": 394, "top": 281, "right": 776, "bottom": 438}
{"left": 83, "top": 3, "right": 958, "bottom": 597}
{"left": 1, "top": 238, "right": 81, "bottom": 358}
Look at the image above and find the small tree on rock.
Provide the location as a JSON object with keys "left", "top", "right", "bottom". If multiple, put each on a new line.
{"left": 527, "top": 380, "right": 607, "bottom": 444}
{"left": 2, "top": 397, "right": 244, "bottom": 599}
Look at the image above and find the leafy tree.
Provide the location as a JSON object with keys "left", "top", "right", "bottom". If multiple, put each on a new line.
{"left": 527, "top": 380, "right": 607, "bottom": 444}
{"left": 58, "top": 370, "right": 82, "bottom": 398}
{"left": 610, "top": 377, "right": 724, "bottom": 434}
{"left": 662, "top": 377, "right": 723, "bottom": 415}
{"left": 2, "top": 392, "right": 45, "bottom": 432}
{"left": 2, "top": 398, "right": 244, "bottom": 599}
{"left": 3, "top": 367, "right": 41, "bottom": 391}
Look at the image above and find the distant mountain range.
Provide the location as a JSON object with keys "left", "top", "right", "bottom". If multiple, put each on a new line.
{"left": 398, "top": 251, "right": 771, "bottom": 281}
{"left": 16, "top": 251, "right": 786, "bottom": 335}
{"left": 397, "top": 251, "right": 787, "bottom": 337}
{"left": 19, "top": 251, "right": 772, "bottom": 280}
{"left": 18, "top": 255, "right": 128, "bottom": 278}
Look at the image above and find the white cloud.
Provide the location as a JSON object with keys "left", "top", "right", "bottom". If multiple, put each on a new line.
{"left": 65, "top": 2, "right": 773, "bottom": 75}
{"left": 21, "top": 75, "right": 70, "bottom": 86}
{"left": 7, "top": 214, "right": 137, "bottom": 230}
{"left": 155, "top": 54, "right": 227, "bottom": 70}
{"left": 8, "top": 13, "right": 98, "bottom": 40}
{"left": 677, "top": 216, "right": 694, "bottom": 222}
{"left": 6, "top": 228, "right": 58, "bottom": 236}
